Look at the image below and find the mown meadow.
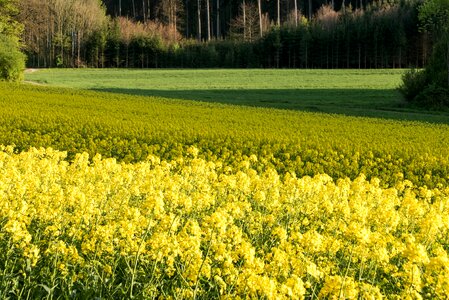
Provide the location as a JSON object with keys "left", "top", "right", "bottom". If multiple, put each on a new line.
{"left": 27, "top": 68, "right": 446, "bottom": 122}
{"left": 1, "top": 69, "right": 449, "bottom": 298}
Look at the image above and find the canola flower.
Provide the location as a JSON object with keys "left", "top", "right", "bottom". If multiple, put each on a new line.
{"left": 2, "top": 82, "right": 449, "bottom": 189}
{"left": 0, "top": 146, "right": 448, "bottom": 299}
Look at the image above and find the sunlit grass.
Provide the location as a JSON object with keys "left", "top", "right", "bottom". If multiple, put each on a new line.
{"left": 26, "top": 68, "right": 446, "bottom": 122}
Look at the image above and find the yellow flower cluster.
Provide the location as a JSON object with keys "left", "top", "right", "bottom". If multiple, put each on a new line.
{"left": 0, "top": 146, "right": 448, "bottom": 298}
{"left": 2, "top": 82, "right": 449, "bottom": 189}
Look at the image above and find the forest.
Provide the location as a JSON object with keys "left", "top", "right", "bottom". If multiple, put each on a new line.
{"left": 18, "top": 0, "right": 430, "bottom": 69}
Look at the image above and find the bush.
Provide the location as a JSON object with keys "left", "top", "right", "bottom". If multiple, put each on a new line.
{"left": 0, "top": 34, "right": 25, "bottom": 82}
{"left": 399, "top": 69, "right": 449, "bottom": 108}
{"left": 414, "top": 83, "right": 449, "bottom": 108}
{"left": 398, "top": 68, "right": 428, "bottom": 102}
{"left": 399, "top": 37, "right": 449, "bottom": 108}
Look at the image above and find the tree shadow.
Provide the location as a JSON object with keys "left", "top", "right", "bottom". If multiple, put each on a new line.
{"left": 91, "top": 87, "right": 449, "bottom": 124}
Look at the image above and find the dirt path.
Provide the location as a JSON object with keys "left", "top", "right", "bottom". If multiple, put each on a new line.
{"left": 23, "top": 80, "right": 45, "bottom": 86}
{"left": 24, "top": 68, "right": 40, "bottom": 74}
{"left": 24, "top": 69, "right": 45, "bottom": 85}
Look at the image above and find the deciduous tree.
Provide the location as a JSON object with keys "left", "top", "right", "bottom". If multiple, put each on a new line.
{"left": 0, "top": 0, "right": 24, "bottom": 81}
{"left": 419, "top": 0, "right": 449, "bottom": 87}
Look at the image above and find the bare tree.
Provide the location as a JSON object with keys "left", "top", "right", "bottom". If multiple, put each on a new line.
{"left": 230, "top": 2, "right": 259, "bottom": 42}
{"left": 286, "top": 8, "right": 302, "bottom": 27}
{"left": 72, "top": 0, "right": 107, "bottom": 66}
{"left": 19, "top": 0, "right": 106, "bottom": 67}
{"left": 18, "top": 0, "right": 48, "bottom": 66}
{"left": 157, "top": 0, "right": 183, "bottom": 34}
{"left": 51, "top": 0, "right": 72, "bottom": 66}
{"left": 315, "top": 5, "right": 340, "bottom": 68}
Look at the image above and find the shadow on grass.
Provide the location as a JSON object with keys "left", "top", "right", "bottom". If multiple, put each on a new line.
{"left": 92, "top": 87, "right": 449, "bottom": 124}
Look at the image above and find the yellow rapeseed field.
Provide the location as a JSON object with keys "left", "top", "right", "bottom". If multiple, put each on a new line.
{"left": 1, "top": 146, "right": 448, "bottom": 298}
{"left": 2, "top": 81, "right": 449, "bottom": 298}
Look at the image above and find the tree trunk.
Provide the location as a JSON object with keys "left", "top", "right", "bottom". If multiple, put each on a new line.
{"left": 422, "top": 33, "right": 427, "bottom": 67}
{"left": 358, "top": 44, "right": 361, "bottom": 69}
{"left": 37, "top": 42, "right": 40, "bottom": 68}
{"left": 71, "top": 31, "right": 75, "bottom": 67}
{"left": 374, "top": 32, "right": 378, "bottom": 68}
{"left": 216, "top": 0, "right": 220, "bottom": 38}
{"left": 186, "top": 0, "right": 189, "bottom": 37}
{"left": 59, "top": 23, "right": 64, "bottom": 66}
{"left": 132, "top": 0, "right": 136, "bottom": 18}
{"left": 336, "top": 34, "right": 339, "bottom": 68}
{"left": 48, "top": 22, "right": 52, "bottom": 67}
{"left": 305, "top": 42, "right": 308, "bottom": 68}
{"left": 77, "top": 31, "right": 81, "bottom": 67}
{"left": 197, "top": 0, "right": 201, "bottom": 41}
{"left": 119, "top": 0, "right": 122, "bottom": 16}
{"left": 294, "top": 0, "right": 298, "bottom": 27}
{"left": 346, "top": 28, "right": 350, "bottom": 68}
{"left": 257, "top": 0, "right": 262, "bottom": 37}
{"left": 126, "top": 45, "right": 129, "bottom": 67}
{"left": 243, "top": 0, "right": 246, "bottom": 40}
{"left": 206, "top": 0, "right": 210, "bottom": 41}
{"left": 174, "top": 1, "right": 178, "bottom": 34}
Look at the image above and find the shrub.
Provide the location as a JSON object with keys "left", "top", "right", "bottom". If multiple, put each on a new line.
{"left": 399, "top": 40, "right": 449, "bottom": 108}
{"left": 400, "top": 68, "right": 449, "bottom": 108}
{"left": 398, "top": 68, "right": 428, "bottom": 102}
{"left": 0, "top": 34, "right": 25, "bottom": 82}
{"left": 414, "top": 83, "right": 449, "bottom": 108}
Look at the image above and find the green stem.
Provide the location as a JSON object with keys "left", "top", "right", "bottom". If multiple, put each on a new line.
{"left": 193, "top": 231, "right": 213, "bottom": 299}
{"left": 339, "top": 244, "right": 354, "bottom": 299}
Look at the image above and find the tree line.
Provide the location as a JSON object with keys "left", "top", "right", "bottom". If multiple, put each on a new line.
{"left": 18, "top": 0, "right": 430, "bottom": 69}
{"left": 101, "top": 0, "right": 414, "bottom": 40}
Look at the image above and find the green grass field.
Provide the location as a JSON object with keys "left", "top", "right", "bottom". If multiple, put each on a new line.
{"left": 25, "top": 68, "right": 449, "bottom": 123}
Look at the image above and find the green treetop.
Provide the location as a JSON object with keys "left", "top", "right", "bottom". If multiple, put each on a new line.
{"left": 419, "top": 0, "right": 449, "bottom": 87}
{"left": 0, "top": 0, "right": 22, "bottom": 42}
{"left": 0, "top": 0, "right": 25, "bottom": 81}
